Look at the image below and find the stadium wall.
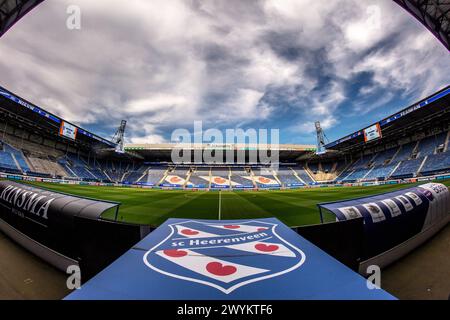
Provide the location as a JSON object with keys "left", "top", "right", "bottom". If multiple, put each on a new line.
{"left": 0, "top": 180, "right": 152, "bottom": 281}
{"left": 319, "top": 183, "right": 450, "bottom": 274}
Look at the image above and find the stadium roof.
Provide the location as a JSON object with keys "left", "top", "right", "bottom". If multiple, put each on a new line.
{"left": 124, "top": 143, "right": 317, "bottom": 163}
{"left": 394, "top": 0, "right": 450, "bottom": 50}
{"left": 125, "top": 143, "right": 316, "bottom": 151}
{"left": 0, "top": 85, "right": 116, "bottom": 149}
{"left": 325, "top": 85, "right": 450, "bottom": 152}
{"left": 0, "top": 0, "right": 43, "bottom": 37}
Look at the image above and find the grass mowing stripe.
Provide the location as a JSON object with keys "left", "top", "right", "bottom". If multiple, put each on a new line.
{"left": 223, "top": 192, "right": 273, "bottom": 220}
{"left": 13, "top": 179, "right": 450, "bottom": 227}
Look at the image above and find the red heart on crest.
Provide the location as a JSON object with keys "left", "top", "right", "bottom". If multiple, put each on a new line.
{"left": 206, "top": 262, "right": 237, "bottom": 276}
{"left": 163, "top": 249, "right": 188, "bottom": 258}
{"left": 224, "top": 225, "right": 240, "bottom": 229}
{"left": 255, "top": 243, "right": 279, "bottom": 252}
{"left": 181, "top": 229, "right": 199, "bottom": 236}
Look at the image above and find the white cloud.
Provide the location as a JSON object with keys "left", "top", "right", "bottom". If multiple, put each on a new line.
{"left": 130, "top": 134, "right": 165, "bottom": 144}
{"left": 0, "top": 0, "right": 448, "bottom": 144}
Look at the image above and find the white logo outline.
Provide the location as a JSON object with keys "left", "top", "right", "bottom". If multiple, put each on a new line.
{"left": 143, "top": 220, "right": 306, "bottom": 294}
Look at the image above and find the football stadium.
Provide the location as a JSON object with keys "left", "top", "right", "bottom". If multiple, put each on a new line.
{"left": 0, "top": 0, "right": 449, "bottom": 304}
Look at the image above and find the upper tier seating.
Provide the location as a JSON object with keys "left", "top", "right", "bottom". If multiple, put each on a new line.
{"left": 420, "top": 151, "right": 450, "bottom": 175}
{"left": 417, "top": 132, "right": 447, "bottom": 157}
{"left": 64, "top": 153, "right": 98, "bottom": 180}
{"left": 141, "top": 167, "right": 168, "bottom": 185}
{"left": 394, "top": 142, "right": 417, "bottom": 162}
{"left": 230, "top": 168, "right": 254, "bottom": 187}
{"left": 252, "top": 168, "right": 280, "bottom": 187}
{"left": 189, "top": 168, "right": 211, "bottom": 188}
{"left": 362, "top": 163, "right": 398, "bottom": 181}
{"left": 308, "top": 163, "right": 319, "bottom": 173}
{"left": 122, "top": 166, "right": 148, "bottom": 184}
{"left": 274, "top": 168, "right": 303, "bottom": 186}
{"left": 371, "top": 147, "right": 398, "bottom": 166}
{"left": 27, "top": 157, "right": 68, "bottom": 177}
{"left": 308, "top": 161, "right": 340, "bottom": 181}
{"left": 391, "top": 158, "right": 424, "bottom": 178}
{"left": 2, "top": 143, "right": 30, "bottom": 172}
{"left": 293, "top": 167, "right": 314, "bottom": 184}
{"left": 0, "top": 151, "right": 18, "bottom": 171}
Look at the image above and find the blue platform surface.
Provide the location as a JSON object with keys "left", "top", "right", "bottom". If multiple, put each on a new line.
{"left": 66, "top": 218, "right": 395, "bottom": 300}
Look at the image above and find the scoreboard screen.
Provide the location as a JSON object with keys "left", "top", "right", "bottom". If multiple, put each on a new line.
{"left": 364, "top": 123, "right": 382, "bottom": 142}
{"left": 59, "top": 121, "right": 78, "bottom": 140}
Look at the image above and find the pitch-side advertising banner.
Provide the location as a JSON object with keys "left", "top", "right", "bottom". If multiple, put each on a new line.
{"left": 66, "top": 218, "right": 394, "bottom": 300}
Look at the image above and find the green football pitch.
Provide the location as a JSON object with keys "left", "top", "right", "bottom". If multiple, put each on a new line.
{"left": 16, "top": 179, "right": 450, "bottom": 227}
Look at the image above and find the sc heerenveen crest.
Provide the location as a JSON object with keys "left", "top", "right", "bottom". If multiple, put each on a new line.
{"left": 143, "top": 220, "right": 306, "bottom": 294}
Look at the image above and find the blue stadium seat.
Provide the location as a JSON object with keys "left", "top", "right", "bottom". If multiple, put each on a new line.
{"left": 0, "top": 151, "right": 19, "bottom": 170}
{"left": 293, "top": 167, "right": 314, "bottom": 184}
{"left": 371, "top": 147, "right": 399, "bottom": 166}
{"left": 391, "top": 157, "right": 424, "bottom": 178}
{"left": 417, "top": 132, "right": 447, "bottom": 157}
{"left": 394, "top": 142, "right": 416, "bottom": 162}
{"left": 342, "top": 168, "right": 370, "bottom": 182}
{"left": 123, "top": 166, "right": 148, "bottom": 184}
{"left": 275, "top": 168, "right": 303, "bottom": 186}
{"left": 420, "top": 151, "right": 450, "bottom": 175}
{"left": 230, "top": 168, "right": 254, "bottom": 187}
{"left": 188, "top": 168, "right": 210, "bottom": 188}
{"left": 141, "top": 168, "right": 168, "bottom": 185}
{"left": 362, "top": 163, "right": 398, "bottom": 181}
{"left": 252, "top": 169, "right": 280, "bottom": 187}
{"left": 2, "top": 143, "right": 30, "bottom": 172}
{"left": 321, "top": 162, "right": 333, "bottom": 172}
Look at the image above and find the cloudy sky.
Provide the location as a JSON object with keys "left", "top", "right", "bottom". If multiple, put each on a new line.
{"left": 0, "top": 0, "right": 449, "bottom": 145}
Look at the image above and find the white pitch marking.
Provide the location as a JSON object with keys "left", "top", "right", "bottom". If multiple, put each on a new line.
{"left": 218, "top": 190, "right": 222, "bottom": 220}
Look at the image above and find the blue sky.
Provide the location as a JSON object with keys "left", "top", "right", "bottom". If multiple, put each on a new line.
{"left": 0, "top": 0, "right": 449, "bottom": 146}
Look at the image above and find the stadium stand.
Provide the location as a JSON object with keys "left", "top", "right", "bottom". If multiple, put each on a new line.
{"left": 308, "top": 163, "right": 319, "bottom": 173}
{"left": 103, "top": 162, "right": 129, "bottom": 182}
{"left": 171, "top": 167, "right": 189, "bottom": 178}
{"left": 363, "top": 163, "right": 399, "bottom": 181}
{"left": 420, "top": 151, "right": 450, "bottom": 175}
{"left": 122, "top": 165, "right": 148, "bottom": 184}
{"left": 210, "top": 167, "right": 231, "bottom": 187}
{"left": 0, "top": 85, "right": 449, "bottom": 188}
{"left": 307, "top": 161, "right": 342, "bottom": 181}
{"left": 321, "top": 162, "right": 333, "bottom": 173}
{"left": 332, "top": 130, "right": 450, "bottom": 181}
{"left": 0, "top": 149, "right": 19, "bottom": 171}
{"left": 394, "top": 141, "right": 417, "bottom": 162}
{"left": 371, "top": 147, "right": 399, "bottom": 166}
{"left": 293, "top": 166, "right": 315, "bottom": 184}
{"left": 64, "top": 153, "right": 98, "bottom": 181}
{"left": 27, "top": 156, "right": 68, "bottom": 177}
{"left": 188, "top": 167, "right": 211, "bottom": 188}
{"left": 274, "top": 167, "right": 303, "bottom": 187}
{"left": 141, "top": 167, "right": 168, "bottom": 185}
{"left": 417, "top": 132, "right": 447, "bottom": 157}
{"left": 252, "top": 168, "right": 281, "bottom": 187}
{"left": 230, "top": 167, "right": 254, "bottom": 187}
{"left": 337, "top": 154, "right": 378, "bottom": 182}
{"left": 391, "top": 158, "right": 423, "bottom": 179}
{"left": 89, "top": 167, "right": 110, "bottom": 182}
{"left": 2, "top": 143, "right": 30, "bottom": 172}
